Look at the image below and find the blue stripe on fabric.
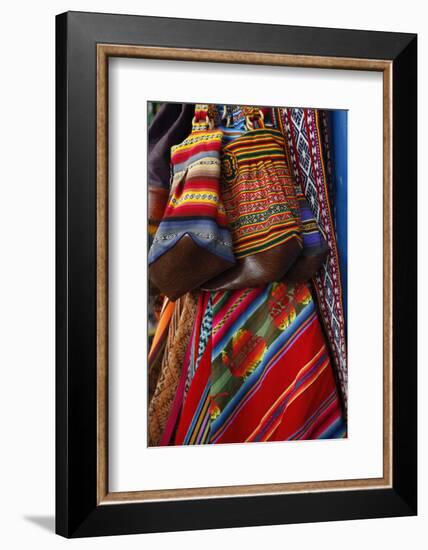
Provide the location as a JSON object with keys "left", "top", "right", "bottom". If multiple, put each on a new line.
{"left": 302, "top": 232, "right": 324, "bottom": 248}
{"left": 211, "top": 303, "right": 315, "bottom": 435}
{"left": 318, "top": 415, "right": 347, "bottom": 439}
{"left": 183, "top": 383, "right": 211, "bottom": 445}
{"left": 148, "top": 227, "right": 235, "bottom": 264}
{"left": 152, "top": 219, "right": 233, "bottom": 239}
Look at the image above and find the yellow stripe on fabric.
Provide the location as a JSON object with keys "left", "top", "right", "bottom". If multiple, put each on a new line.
{"left": 236, "top": 229, "right": 300, "bottom": 253}
{"left": 235, "top": 150, "right": 285, "bottom": 160}
{"left": 241, "top": 209, "right": 300, "bottom": 224}
{"left": 173, "top": 137, "right": 223, "bottom": 154}
{"left": 222, "top": 183, "right": 279, "bottom": 198}
{"left": 236, "top": 225, "right": 300, "bottom": 248}
{"left": 188, "top": 392, "right": 211, "bottom": 445}
{"left": 226, "top": 132, "right": 283, "bottom": 145}
{"left": 229, "top": 139, "right": 283, "bottom": 150}
{"left": 224, "top": 133, "right": 281, "bottom": 151}
{"left": 234, "top": 143, "right": 284, "bottom": 154}
{"left": 169, "top": 195, "right": 220, "bottom": 206}
{"left": 232, "top": 142, "right": 283, "bottom": 154}
{"left": 170, "top": 194, "right": 220, "bottom": 203}
{"left": 235, "top": 234, "right": 302, "bottom": 259}
{"left": 236, "top": 157, "right": 286, "bottom": 168}
{"left": 200, "top": 416, "right": 211, "bottom": 445}
{"left": 234, "top": 220, "right": 300, "bottom": 244}
{"left": 172, "top": 139, "right": 222, "bottom": 156}
{"left": 236, "top": 194, "right": 297, "bottom": 208}
{"left": 171, "top": 131, "right": 223, "bottom": 152}
{"left": 236, "top": 231, "right": 299, "bottom": 249}
{"left": 172, "top": 188, "right": 220, "bottom": 195}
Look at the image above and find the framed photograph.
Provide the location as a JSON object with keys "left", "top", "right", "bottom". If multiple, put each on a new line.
{"left": 56, "top": 11, "right": 417, "bottom": 537}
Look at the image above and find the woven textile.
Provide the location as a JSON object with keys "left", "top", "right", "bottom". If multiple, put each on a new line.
{"left": 184, "top": 295, "right": 213, "bottom": 399}
{"left": 174, "top": 283, "right": 345, "bottom": 445}
{"left": 172, "top": 114, "right": 345, "bottom": 445}
{"left": 148, "top": 299, "right": 175, "bottom": 403}
{"left": 148, "top": 291, "right": 198, "bottom": 446}
{"left": 148, "top": 104, "right": 347, "bottom": 446}
{"left": 148, "top": 110, "right": 235, "bottom": 266}
{"left": 220, "top": 128, "right": 303, "bottom": 258}
{"left": 276, "top": 107, "right": 348, "bottom": 407}
{"left": 213, "top": 105, "right": 247, "bottom": 144}
{"left": 148, "top": 105, "right": 237, "bottom": 301}
{"left": 294, "top": 189, "right": 329, "bottom": 257}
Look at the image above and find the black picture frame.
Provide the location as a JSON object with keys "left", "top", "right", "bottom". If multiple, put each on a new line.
{"left": 56, "top": 11, "right": 417, "bottom": 538}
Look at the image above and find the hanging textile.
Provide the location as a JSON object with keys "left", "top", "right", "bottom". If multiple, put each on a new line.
{"left": 148, "top": 104, "right": 235, "bottom": 301}
{"left": 148, "top": 103, "right": 195, "bottom": 238}
{"left": 147, "top": 102, "right": 347, "bottom": 446}
{"left": 275, "top": 107, "right": 348, "bottom": 409}
{"left": 171, "top": 111, "right": 346, "bottom": 445}
{"left": 174, "top": 282, "right": 346, "bottom": 444}
{"left": 148, "top": 298, "right": 175, "bottom": 402}
{"left": 148, "top": 291, "right": 199, "bottom": 446}
{"left": 326, "top": 110, "right": 348, "bottom": 324}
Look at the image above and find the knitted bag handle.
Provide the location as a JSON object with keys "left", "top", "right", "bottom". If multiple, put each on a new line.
{"left": 191, "top": 103, "right": 215, "bottom": 131}
{"left": 242, "top": 105, "right": 265, "bottom": 130}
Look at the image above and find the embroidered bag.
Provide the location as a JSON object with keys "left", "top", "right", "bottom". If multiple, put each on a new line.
{"left": 202, "top": 108, "right": 302, "bottom": 290}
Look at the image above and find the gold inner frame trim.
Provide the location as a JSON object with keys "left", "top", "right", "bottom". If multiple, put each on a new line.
{"left": 96, "top": 44, "right": 393, "bottom": 505}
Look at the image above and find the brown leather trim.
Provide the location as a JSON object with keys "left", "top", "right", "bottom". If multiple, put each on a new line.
{"left": 202, "top": 238, "right": 302, "bottom": 291}
{"left": 149, "top": 234, "right": 234, "bottom": 301}
{"left": 285, "top": 246, "right": 329, "bottom": 283}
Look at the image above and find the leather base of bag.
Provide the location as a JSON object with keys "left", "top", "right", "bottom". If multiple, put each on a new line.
{"left": 149, "top": 234, "right": 234, "bottom": 301}
{"left": 285, "top": 243, "right": 329, "bottom": 283}
{"left": 201, "top": 238, "right": 302, "bottom": 291}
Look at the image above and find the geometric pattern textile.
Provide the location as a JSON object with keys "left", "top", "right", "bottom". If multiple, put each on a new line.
{"left": 276, "top": 107, "right": 348, "bottom": 410}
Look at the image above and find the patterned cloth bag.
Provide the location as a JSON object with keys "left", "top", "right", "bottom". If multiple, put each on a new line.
{"left": 203, "top": 108, "right": 303, "bottom": 290}
{"left": 203, "top": 107, "right": 328, "bottom": 291}
{"left": 148, "top": 105, "right": 235, "bottom": 300}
